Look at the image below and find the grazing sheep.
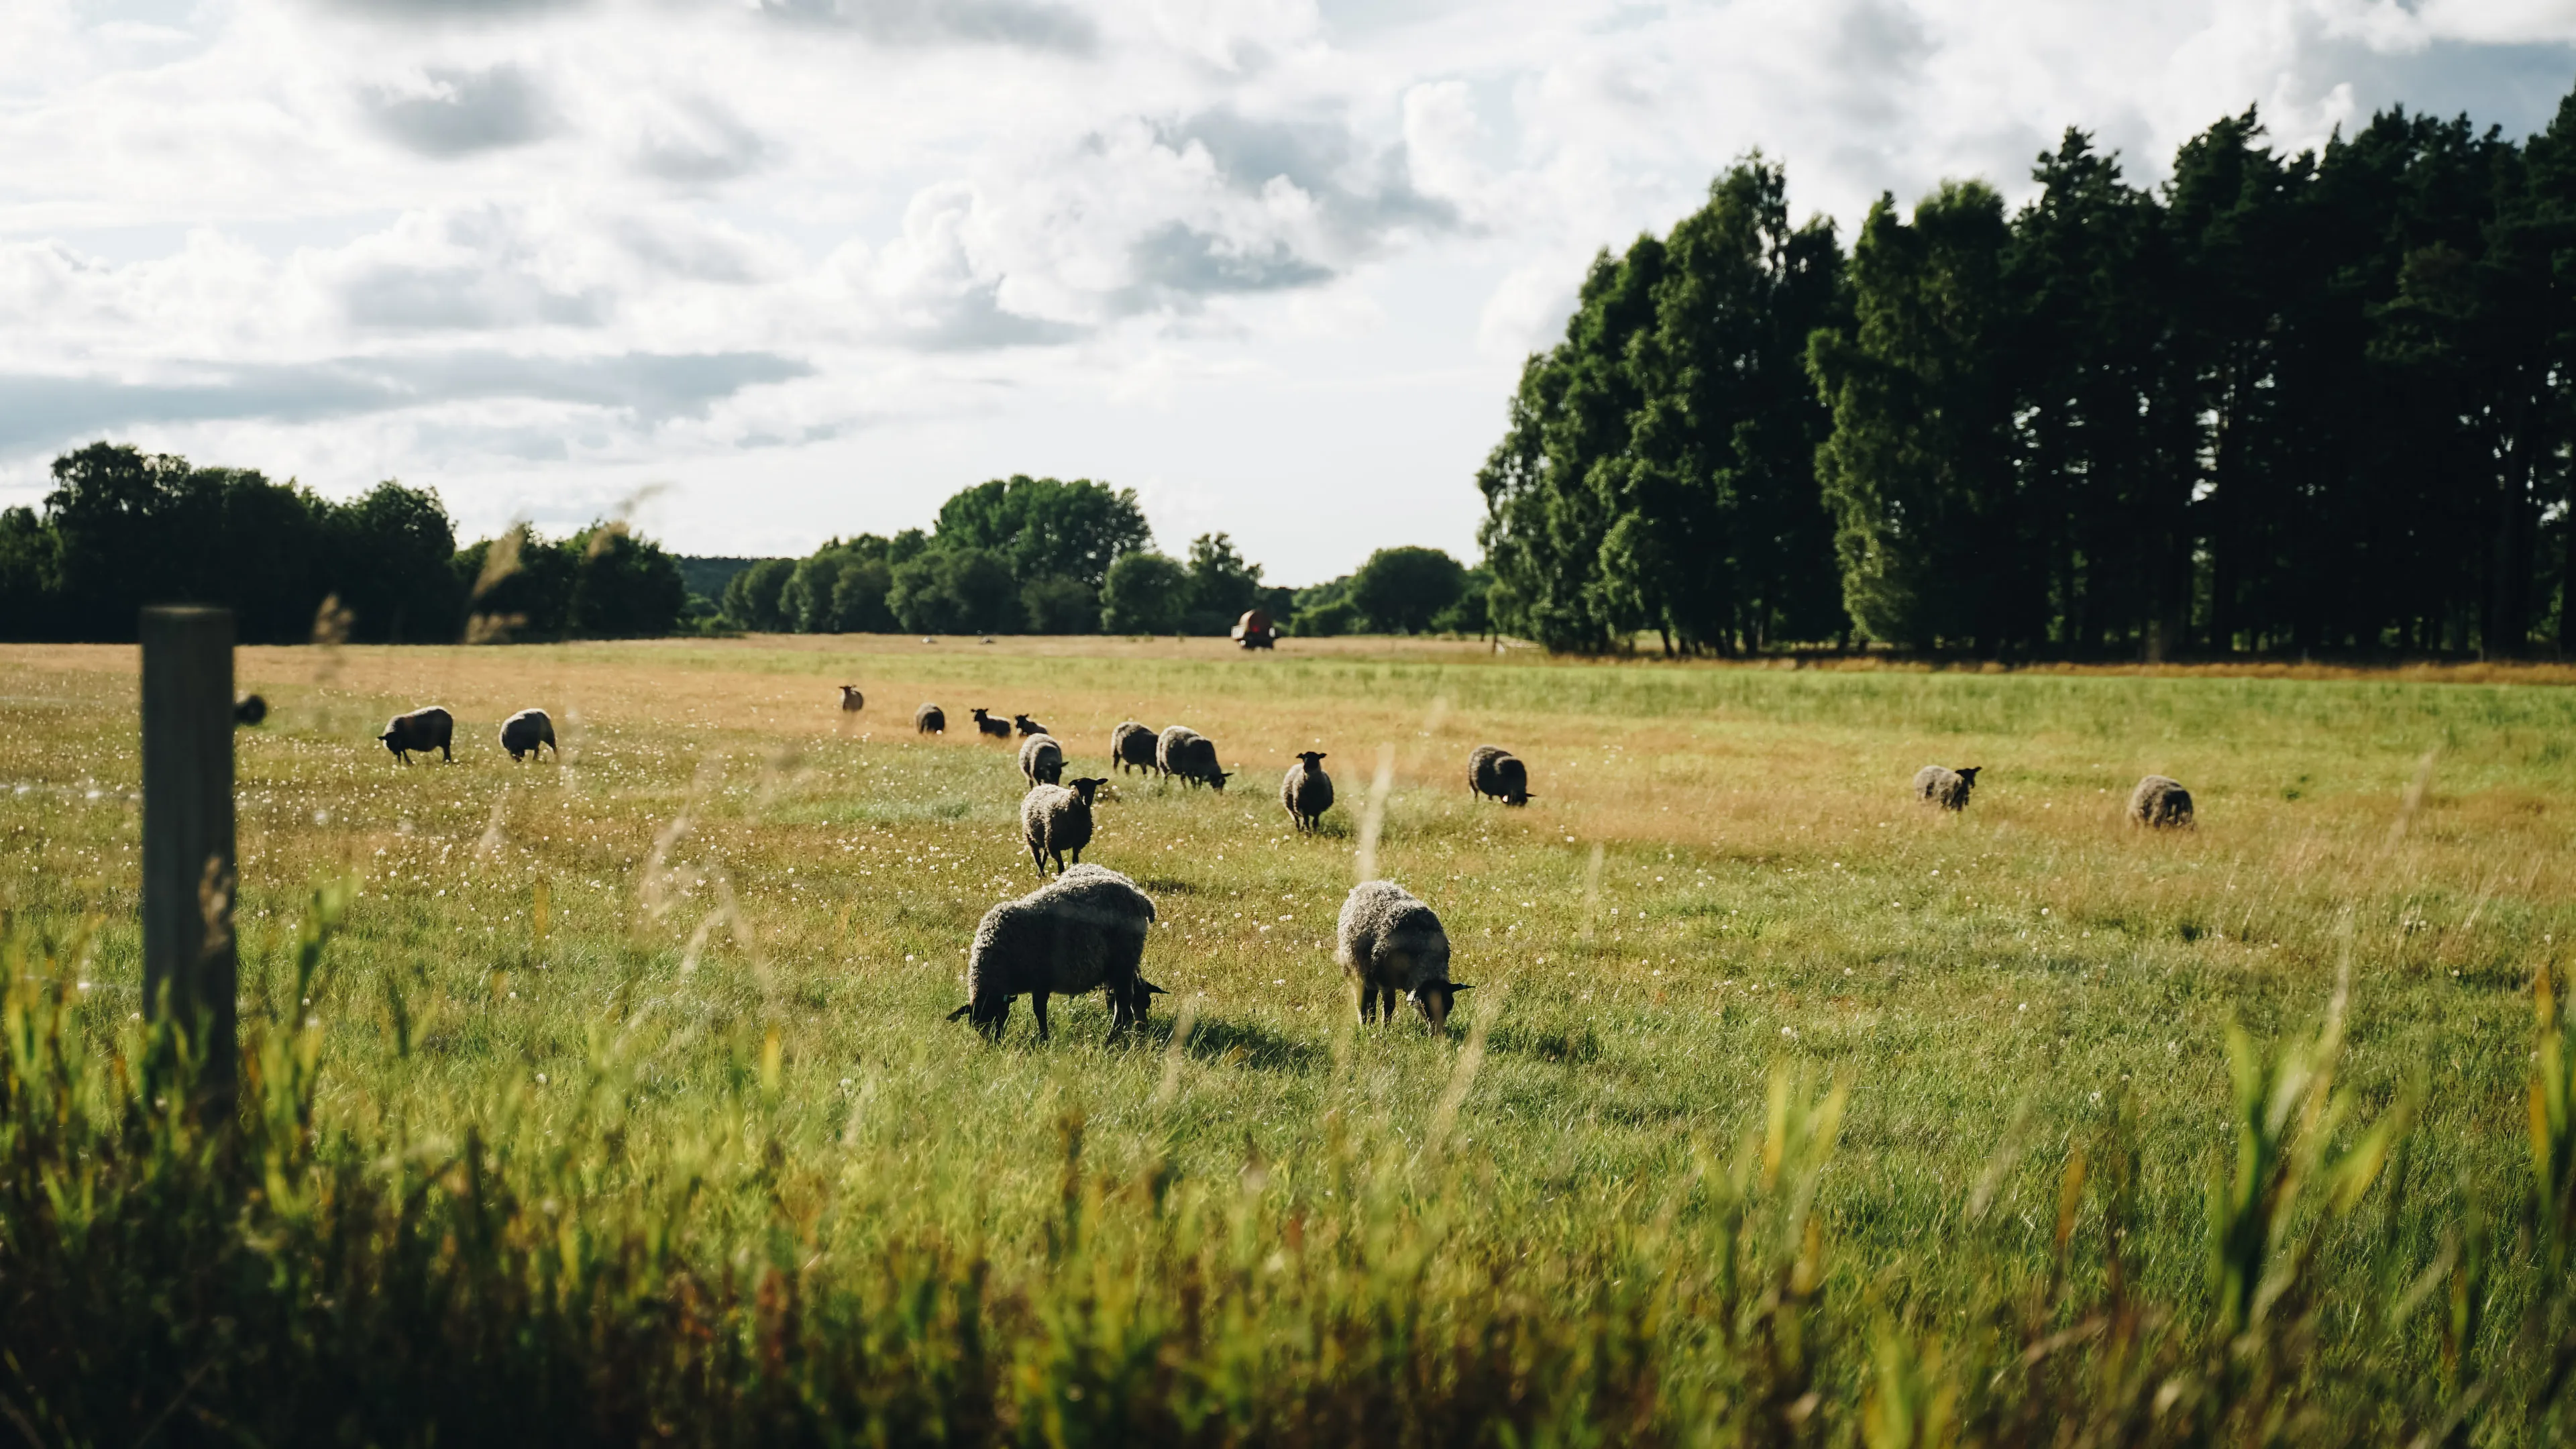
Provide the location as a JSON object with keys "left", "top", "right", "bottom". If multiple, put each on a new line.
{"left": 1020, "top": 733, "right": 1067, "bottom": 787}
{"left": 498, "top": 708, "right": 557, "bottom": 762}
{"left": 1281, "top": 751, "right": 1334, "bottom": 833}
{"left": 947, "top": 862, "right": 1162, "bottom": 1040}
{"left": 233, "top": 693, "right": 267, "bottom": 727}
{"left": 2130, "top": 775, "right": 2195, "bottom": 828}
{"left": 377, "top": 706, "right": 454, "bottom": 765}
{"left": 1336, "top": 880, "right": 1470, "bottom": 1030}
{"left": 1110, "top": 720, "right": 1159, "bottom": 775}
{"left": 970, "top": 708, "right": 1013, "bottom": 739}
{"left": 1157, "top": 725, "right": 1231, "bottom": 790}
{"left": 1013, "top": 713, "right": 1051, "bottom": 738}
{"left": 1913, "top": 765, "right": 1981, "bottom": 811}
{"left": 839, "top": 685, "right": 865, "bottom": 712}
{"left": 915, "top": 702, "right": 946, "bottom": 735}
{"left": 1467, "top": 745, "right": 1532, "bottom": 806}
{"left": 1020, "top": 777, "right": 1104, "bottom": 873}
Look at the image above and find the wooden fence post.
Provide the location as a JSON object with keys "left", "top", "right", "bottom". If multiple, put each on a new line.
{"left": 140, "top": 606, "right": 237, "bottom": 1119}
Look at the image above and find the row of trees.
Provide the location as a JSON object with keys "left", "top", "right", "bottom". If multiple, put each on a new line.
{"left": 716, "top": 475, "right": 1303, "bottom": 637}
{"left": 0, "top": 443, "right": 688, "bottom": 643}
{"left": 0, "top": 447, "right": 1492, "bottom": 645}
{"left": 1483, "top": 91, "right": 2576, "bottom": 657}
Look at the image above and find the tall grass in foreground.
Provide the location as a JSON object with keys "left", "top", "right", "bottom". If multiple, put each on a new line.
{"left": 9, "top": 892, "right": 2576, "bottom": 1445}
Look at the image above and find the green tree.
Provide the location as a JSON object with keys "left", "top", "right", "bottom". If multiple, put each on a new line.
{"left": 324, "top": 482, "right": 463, "bottom": 643}
{"left": 1021, "top": 576, "right": 1100, "bottom": 633}
{"left": 932, "top": 476, "right": 1151, "bottom": 588}
{"left": 1809, "top": 180, "right": 2018, "bottom": 651}
{"left": 1349, "top": 547, "right": 1468, "bottom": 633}
{"left": 568, "top": 525, "right": 686, "bottom": 638}
{"left": 1185, "top": 532, "right": 1263, "bottom": 631}
{"left": 722, "top": 558, "right": 796, "bottom": 631}
{"left": 888, "top": 546, "right": 1018, "bottom": 633}
{"left": 1479, "top": 157, "right": 1849, "bottom": 653}
{"left": 1099, "top": 550, "right": 1189, "bottom": 634}
{"left": 0, "top": 506, "right": 57, "bottom": 639}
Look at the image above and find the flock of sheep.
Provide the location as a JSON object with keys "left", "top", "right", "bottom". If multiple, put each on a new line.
{"left": 363, "top": 692, "right": 2189, "bottom": 1047}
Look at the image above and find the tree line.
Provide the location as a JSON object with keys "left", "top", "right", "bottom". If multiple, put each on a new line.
{"left": 715, "top": 474, "right": 1492, "bottom": 638}
{"left": 0, "top": 446, "right": 1496, "bottom": 645}
{"left": 0, "top": 443, "right": 686, "bottom": 643}
{"left": 1481, "top": 89, "right": 2576, "bottom": 659}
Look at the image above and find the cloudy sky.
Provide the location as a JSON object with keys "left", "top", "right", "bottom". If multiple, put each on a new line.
{"left": 3, "top": 0, "right": 2573, "bottom": 582}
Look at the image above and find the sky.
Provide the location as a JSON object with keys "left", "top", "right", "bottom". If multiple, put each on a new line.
{"left": 2, "top": 0, "right": 2573, "bottom": 585}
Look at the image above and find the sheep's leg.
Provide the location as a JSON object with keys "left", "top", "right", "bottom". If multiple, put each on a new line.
{"left": 1353, "top": 979, "right": 1375, "bottom": 1024}
{"left": 1032, "top": 993, "right": 1052, "bottom": 1041}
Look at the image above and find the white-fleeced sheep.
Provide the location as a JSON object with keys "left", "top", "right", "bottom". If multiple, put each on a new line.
{"left": 498, "top": 708, "right": 557, "bottom": 762}
{"left": 1020, "top": 733, "right": 1067, "bottom": 787}
{"left": 2130, "top": 775, "right": 2194, "bottom": 828}
{"left": 839, "top": 685, "right": 865, "bottom": 712}
{"left": 947, "top": 862, "right": 1163, "bottom": 1040}
{"left": 915, "top": 702, "right": 946, "bottom": 734}
{"left": 1021, "top": 777, "right": 1106, "bottom": 874}
{"left": 1157, "top": 725, "right": 1230, "bottom": 790}
{"left": 1467, "top": 745, "right": 1530, "bottom": 806}
{"left": 1913, "top": 765, "right": 1980, "bottom": 811}
{"left": 1281, "top": 751, "right": 1334, "bottom": 833}
{"left": 1336, "top": 879, "right": 1470, "bottom": 1030}
{"left": 378, "top": 706, "right": 454, "bottom": 764}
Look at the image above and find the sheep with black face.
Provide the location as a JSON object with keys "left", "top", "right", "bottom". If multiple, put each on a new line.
{"left": 378, "top": 706, "right": 454, "bottom": 764}
{"left": 1336, "top": 880, "right": 1470, "bottom": 1031}
{"left": 1281, "top": 751, "right": 1334, "bottom": 833}
{"left": 1020, "top": 733, "right": 1067, "bottom": 787}
{"left": 947, "top": 863, "right": 1163, "bottom": 1042}
{"left": 498, "top": 708, "right": 557, "bottom": 762}
{"left": 1913, "top": 765, "right": 1980, "bottom": 811}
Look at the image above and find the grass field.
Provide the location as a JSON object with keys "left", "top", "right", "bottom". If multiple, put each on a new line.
{"left": 6, "top": 635, "right": 2576, "bottom": 1443}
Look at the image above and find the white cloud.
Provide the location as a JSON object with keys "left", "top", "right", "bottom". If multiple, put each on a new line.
{"left": 0, "top": 0, "right": 2567, "bottom": 578}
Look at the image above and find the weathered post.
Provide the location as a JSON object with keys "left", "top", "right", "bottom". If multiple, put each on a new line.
{"left": 140, "top": 605, "right": 237, "bottom": 1120}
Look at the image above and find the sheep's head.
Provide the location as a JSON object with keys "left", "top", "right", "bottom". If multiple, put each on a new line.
{"left": 1205, "top": 769, "right": 1232, "bottom": 792}
{"left": 971, "top": 708, "right": 992, "bottom": 721}
{"left": 1957, "top": 766, "right": 1982, "bottom": 787}
{"left": 1069, "top": 777, "right": 1107, "bottom": 803}
{"left": 1295, "top": 751, "right": 1327, "bottom": 766}
{"left": 1408, "top": 981, "right": 1472, "bottom": 1031}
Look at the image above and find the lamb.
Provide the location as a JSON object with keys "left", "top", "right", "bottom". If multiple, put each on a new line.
{"left": 1913, "top": 765, "right": 1981, "bottom": 811}
{"left": 2129, "top": 775, "right": 2195, "bottom": 828}
{"left": 970, "top": 708, "right": 1013, "bottom": 739}
{"left": 1281, "top": 751, "right": 1334, "bottom": 833}
{"left": 1467, "top": 745, "right": 1532, "bottom": 806}
{"left": 1157, "top": 725, "right": 1231, "bottom": 790}
{"left": 498, "top": 708, "right": 557, "bottom": 761}
{"left": 1110, "top": 721, "right": 1159, "bottom": 774}
{"left": 377, "top": 706, "right": 454, "bottom": 764}
{"left": 1020, "top": 777, "right": 1105, "bottom": 873}
{"left": 1020, "top": 733, "right": 1067, "bottom": 787}
{"left": 839, "top": 685, "right": 865, "bottom": 712}
{"left": 1013, "top": 713, "right": 1051, "bottom": 738}
{"left": 915, "top": 702, "right": 946, "bottom": 735}
{"left": 1336, "top": 880, "right": 1470, "bottom": 1030}
{"left": 947, "top": 862, "right": 1163, "bottom": 1040}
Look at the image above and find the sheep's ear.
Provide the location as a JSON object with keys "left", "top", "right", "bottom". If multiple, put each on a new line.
{"left": 1140, "top": 979, "right": 1168, "bottom": 996}
{"left": 945, "top": 1004, "right": 974, "bottom": 1022}
{"left": 1447, "top": 982, "right": 1472, "bottom": 992}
